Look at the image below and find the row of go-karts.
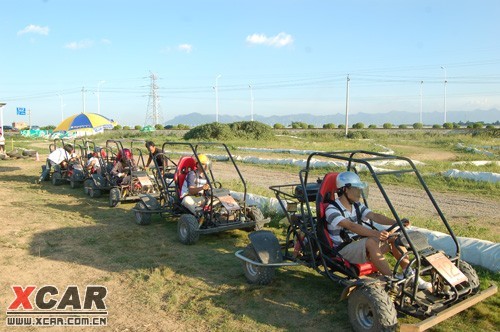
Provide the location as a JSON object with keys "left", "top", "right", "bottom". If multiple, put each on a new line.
{"left": 39, "top": 139, "right": 269, "bottom": 245}
{"left": 39, "top": 141, "right": 497, "bottom": 332}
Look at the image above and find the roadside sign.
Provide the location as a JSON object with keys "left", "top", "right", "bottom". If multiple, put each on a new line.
{"left": 16, "top": 107, "right": 26, "bottom": 115}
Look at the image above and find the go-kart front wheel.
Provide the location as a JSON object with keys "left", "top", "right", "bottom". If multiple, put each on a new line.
{"left": 348, "top": 284, "right": 397, "bottom": 332}
{"left": 242, "top": 244, "right": 276, "bottom": 285}
{"left": 83, "top": 179, "right": 93, "bottom": 195}
{"left": 109, "top": 188, "right": 121, "bottom": 207}
{"left": 178, "top": 214, "right": 199, "bottom": 245}
{"left": 134, "top": 201, "right": 152, "bottom": 225}
{"left": 51, "top": 172, "right": 62, "bottom": 186}
{"left": 458, "top": 259, "right": 480, "bottom": 293}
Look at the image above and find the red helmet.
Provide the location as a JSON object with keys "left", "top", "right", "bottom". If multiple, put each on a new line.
{"left": 121, "top": 148, "right": 132, "bottom": 161}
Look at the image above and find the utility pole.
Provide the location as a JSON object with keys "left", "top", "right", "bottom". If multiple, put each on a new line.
{"left": 145, "top": 72, "right": 162, "bottom": 127}
{"left": 345, "top": 75, "right": 350, "bottom": 137}
{"left": 215, "top": 74, "right": 221, "bottom": 123}
{"left": 81, "top": 87, "right": 87, "bottom": 114}
{"left": 249, "top": 85, "right": 254, "bottom": 121}
{"left": 441, "top": 66, "right": 447, "bottom": 123}
{"left": 57, "top": 94, "right": 65, "bottom": 121}
{"left": 420, "top": 81, "right": 423, "bottom": 124}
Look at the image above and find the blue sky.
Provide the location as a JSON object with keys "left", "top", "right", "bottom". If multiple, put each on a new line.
{"left": 1, "top": 0, "right": 500, "bottom": 126}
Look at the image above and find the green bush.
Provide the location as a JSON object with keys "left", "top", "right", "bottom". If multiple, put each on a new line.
{"left": 443, "top": 122, "right": 453, "bottom": 129}
{"left": 134, "top": 125, "right": 142, "bottom": 130}
{"left": 154, "top": 124, "right": 164, "bottom": 130}
{"left": 347, "top": 130, "right": 369, "bottom": 139}
{"left": 291, "top": 121, "right": 308, "bottom": 129}
{"left": 184, "top": 122, "right": 233, "bottom": 140}
{"left": 229, "top": 121, "right": 273, "bottom": 140}
{"left": 123, "top": 126, "right": 131, "bottom": 130}
{"left": 432, "top": 124, "right": 442, "bottom": 129}
{"left": 273, "top": 123, "right": 284, "bottom": 129}
{"left": 308, "top": 124, "right": 315, "bottom": 129}
{"left": 352, "top": 122, "right": 364, "bottom": 129}
{"left": 368, "top": 124, "right": 377, "bottom": 129}
{"left": 338, "top": 124, "right": 345, "bottom": 129}
{"left": 399, "top": 124, "right": 408, "bottom": 129}
{"left": 472, "top": 122, "right": 484, "bottom": 129}
{"left": 323, "top": 123, "right": 335, "bottom": 129}
{"left": 383, "top": 123, "right": 393, "bottom": 129}
{"left": 113, "top": 125, "right": 122, "bottom": 130}
{"left": 413, "top": 122, "right": 423, "bottom": 129}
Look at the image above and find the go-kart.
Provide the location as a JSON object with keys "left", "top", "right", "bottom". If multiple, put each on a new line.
{"left": 85, "top": 139, "right": 159, "bottom": 207}
{"left": 132, "top": 142, "right": 269, "bottom": 245}
{"left": 235, "top": 150, "right": 497, "bottom": 332}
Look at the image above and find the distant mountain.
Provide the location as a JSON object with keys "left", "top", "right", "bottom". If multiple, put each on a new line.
{"left": 165, "top": 108, "right": 500, "bottom": 127}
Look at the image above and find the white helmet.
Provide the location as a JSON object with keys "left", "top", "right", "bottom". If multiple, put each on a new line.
{"left": 336, "top": 171, "right": 367, "bottom": 190}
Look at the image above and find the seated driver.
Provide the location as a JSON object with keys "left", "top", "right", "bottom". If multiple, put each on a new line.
{"left": 111, "top": 148, "right": 137, "bottom": 185}
{"left": 180, "top": 154, "right": 210, "bottom": 215}
{"left": 325, "top": 171, "right": 431, "bottom": 290}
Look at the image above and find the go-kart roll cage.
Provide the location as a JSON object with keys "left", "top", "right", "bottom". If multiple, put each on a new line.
{"left": 155, "top": 141, "right": 249, "bottom": 216}
{"left": 255, "top": 150, "right": 464, "bottom": 295}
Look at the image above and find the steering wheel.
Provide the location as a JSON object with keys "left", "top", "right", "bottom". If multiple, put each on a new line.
{"left": 387, "top": 218, "right": 409, "bottom": 232}
{"left": 212, "top": 181, "right": 223, "bottom": 189}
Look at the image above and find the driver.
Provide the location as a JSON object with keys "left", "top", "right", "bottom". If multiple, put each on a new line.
{"left": 325, "top": 171, "right": 431, "bottom": 290}
{"left": 180, "top": 154, "right": 210, "bottom": 215}
{"left": 111, "top": 148, "right": 137, "bottom": 185}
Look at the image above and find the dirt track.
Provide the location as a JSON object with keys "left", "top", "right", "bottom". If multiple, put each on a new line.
{"left": 214, "top": 162, "right": 500, "bottom": 238}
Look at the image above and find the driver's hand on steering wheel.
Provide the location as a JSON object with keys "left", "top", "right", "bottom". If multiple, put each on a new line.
{"left": 378, "top": 230, "right": 390, "bottom": 241}
{"left": 202, "top": 183, "right": 210, "bottom": 191}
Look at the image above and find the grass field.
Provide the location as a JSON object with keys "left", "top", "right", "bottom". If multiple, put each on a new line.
{"left": 0, "top": 129, "right": 498, "bottom": 331}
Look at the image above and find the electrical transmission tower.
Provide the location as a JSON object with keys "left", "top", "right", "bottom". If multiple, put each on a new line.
{"left": 144, "top": 72, "right": 163, "bottom": 127}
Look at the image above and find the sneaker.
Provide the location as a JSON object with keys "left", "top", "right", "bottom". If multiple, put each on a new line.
{"left": 395, "top": 272, "right": 432, "bottom": 290}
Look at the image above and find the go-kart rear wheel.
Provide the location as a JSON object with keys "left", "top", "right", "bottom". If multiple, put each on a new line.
{"left": 178, "top": 214, "right": 199, "bottom": 245}
{"left": 348, "top": 284, "right": 397, "bottom": 332}
{"left": 458, "top": 260, "right": 480, "bottom": 294}
{"left": 134, "top": 201, "right": 152, "bottom": 225}
{"left": 52, "top": 172, "right": 62, "bottom": 186}
{"left": 89, "top": 187, "right": 102, "bottom": 198}
{"left": 70, "top": 179, "right": 79, "bottom": 189}
{"left": 242, "top": 244, "right": 276, "bottom": 285}
{"left": 83, "top": 179, "right": 93, "bottom": 195}
{"left": 109, "top": 188, "right": 121, "bottom": 207}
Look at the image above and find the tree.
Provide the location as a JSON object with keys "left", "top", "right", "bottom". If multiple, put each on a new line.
{"left": 398, "top": 124, "right": 407, "bottom": 129}
{"left": 273, "top": 123, "right": 284, "bottom": 129}
{"left": 352, "top": 122, "right": 364, "bottom": 129}
{"left": 338, "top": 124, "right": 345, "bottom": 129}
{"left": 413, "top": 122, "right": 423, "bottom": 129}
{"left": 154, "top": 124, "right": 164, "bottom": 130}
{"left": 323, "top": 123, "right": 335, "bottom": 129}
{"left": 472, "top": 122, "right": 484, "bottom": 129}
{"left": 134, "top": 125, "right": 142, "bottom": 130}
{"left": 383, "top": 123, "right": 393, "bottom": 129}
{"left": 432, "top": 124, "right": 441, "bottom": 129}
{"left": 113, "top": 125, "right": 122, "bottom": 130}
{"left": 123, "top": 126, "right": 131, "bottom": 130}
{"left": 368, "top": 124, "right": 377, "bottom": 129}
{"left": 443, "top": 122, "right": 453, "bottom": 129}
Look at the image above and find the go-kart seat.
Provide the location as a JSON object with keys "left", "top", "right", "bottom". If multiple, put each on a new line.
{"left": 316, "top": 172, "right": 377, "bottom": 278}
{"left": 174, "top": 156, "right": 197, "bottom": 198}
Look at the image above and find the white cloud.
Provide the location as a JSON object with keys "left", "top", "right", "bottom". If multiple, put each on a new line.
{"left": 64, "top": 39, "right": 94, "bottom": 50}
{"left": 17, "top": 24, "right": 49, "bottom": 36}
{"left": 100, "top": 38, "right": 111, "bottom": 45}
{"left": 246, "top": 32, "right": 293, "bottom": 47}
{"left": 178, "top": 44, "right": 193, "bottom": 53}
